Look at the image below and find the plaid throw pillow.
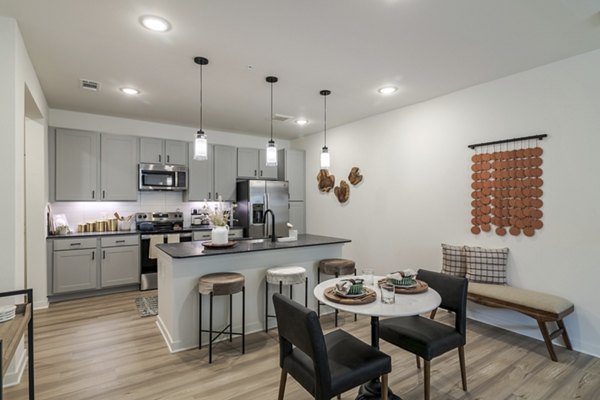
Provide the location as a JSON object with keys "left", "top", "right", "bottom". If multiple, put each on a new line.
{"left": 441, "top": 244, "right": 466, "bottom": 277}
{"left": 465, "top": 246, "right": 509, "bottom": 284}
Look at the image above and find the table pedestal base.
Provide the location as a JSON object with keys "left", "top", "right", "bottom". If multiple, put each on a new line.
{"left": 356, "top": 379, "right": 401, "bottom": 400}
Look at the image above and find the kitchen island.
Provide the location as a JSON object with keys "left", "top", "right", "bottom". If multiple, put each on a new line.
{"left": 155, "top": 234, "right": 350, "bottom": 352}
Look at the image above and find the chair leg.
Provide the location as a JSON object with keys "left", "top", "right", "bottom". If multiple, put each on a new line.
{"left": 537, "top": 319, "right": 558, "bottom": 361}
{"left": 424, "top": 360, "right": 431, "bottom": 400}
{"left": 353, "top": 268, "right": 357, "bottom": 322}
{"left": 336, "top": 395, "right": 341, "bottom": 400}
{"left": 458, "top": 346, "right": 467, "bottom": 391}
{"left": 335, "top": 272, "right": 339, "bottom": 327}
{"left": 381, "top": 373, "right": 389, "bottom": 400}
{"left": 429, "top": 308, "right": 438, "bottom": 320}
{"left": 416, "top": 355, "right": 421, "bottom": 369}
{"left": 229, "top": 293, "right": 233, "bottom": 342}
{"left": 557, "top": 319, "right": 573, "bottom": 350}
{"left": 317, "top": 268, "right": 321, "bottom": 317}
{"left": 278, "top": 369, "right": 287, "bottom": 400}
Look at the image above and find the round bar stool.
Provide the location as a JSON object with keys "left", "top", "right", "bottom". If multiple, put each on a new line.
{"left": 265, "top": 266, "right": 308, "bottom": 332}
{"left": 198, "top": 272, "right": 245, "bottom": 364}
{"left": 317, "top": 258, "right": 357, "bottom": 327}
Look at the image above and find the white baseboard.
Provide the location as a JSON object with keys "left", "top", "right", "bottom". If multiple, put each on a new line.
{"left": 2, "top": 347, "right": 27, "bottom": 388}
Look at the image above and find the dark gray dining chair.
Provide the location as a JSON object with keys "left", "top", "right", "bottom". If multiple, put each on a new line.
{"left": 273, "top": 293, "right": 391, "bottom": 400}
{"left": 379, "top": 269, "right": 468, "bottom": 400}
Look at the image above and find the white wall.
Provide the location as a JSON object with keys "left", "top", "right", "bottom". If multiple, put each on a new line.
{"left": 0, "top": 16, "right": 49, "bottom": 387}
{"left": 294, "top": 49, "right": 600, "bottom": 357}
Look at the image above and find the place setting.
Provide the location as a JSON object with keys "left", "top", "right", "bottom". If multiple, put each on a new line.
{"left": 323, "top": 278, "right": 377, "bottom": 305}
{"left": 377, "top": 269, "right": 429, "bottom": 298}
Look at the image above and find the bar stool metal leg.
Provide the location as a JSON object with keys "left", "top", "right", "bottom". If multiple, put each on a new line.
{"left": 305, "top": 277, "right": 308, "bottom": 307}
{"left": 317, "top": 268, "right": 321, "bottom": 317}
{"left": 242, "top": 286, "right": 246, "bottom": 354}
{"left": 229, "top": 293, "right": 233, "bottom": 342}
{"left": 209, "top": 292, "right": 213, "bottom": 364}
{"left": 199, "top": 293, "right": 203, "bottom": 349}
{"left": 265, "top": 280, "right": 269, "bottom": 332}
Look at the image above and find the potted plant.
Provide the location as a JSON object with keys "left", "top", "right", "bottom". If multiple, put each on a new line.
{"left": 208, "top": 204, "right": 230, "bottom": 245}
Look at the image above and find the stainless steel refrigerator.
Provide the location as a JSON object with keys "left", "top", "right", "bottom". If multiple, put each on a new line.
{"left": 235, "top": 180, "right": 289, "bottom": 238}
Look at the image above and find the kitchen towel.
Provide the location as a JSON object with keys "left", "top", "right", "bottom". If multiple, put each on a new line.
{"left": 148, "top": 235, "right": 164, "bottom": 259}
{"left": 167, "top": 234, "right": 180, "bottom": 244}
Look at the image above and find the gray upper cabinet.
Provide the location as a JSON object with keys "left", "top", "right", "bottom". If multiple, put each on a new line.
{"left": 165, "top": 140, "right": 188, "bottom": 165}
{"left": 100, "top": 134, "right": 138, "bottom": 201}
{"left": 214, "top": 145, "right": 237, "bottom": 201}
{"left": 278, "top": 149, "right": 305, "bottom": 201}
{"left": 237, "top": 147, "right": 278, "bottom": 179}
{"left": 140, "top": 138, "right": 188, "bottom": 165}
{"left": 140, "top": 137, "right": 163, "bottom": 163}
{"left": 186, "top": 144, "right": 215, "bottom": 201}
{"left": 55, "top": 129, "right": 99, "bottom": 201}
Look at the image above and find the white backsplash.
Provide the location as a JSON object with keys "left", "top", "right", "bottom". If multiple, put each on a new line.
{"left": 51, "top": 192, "right": 230, "bottom": 230}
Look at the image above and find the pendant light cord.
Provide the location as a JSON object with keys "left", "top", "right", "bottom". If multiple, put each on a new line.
{"left": 323, "top": 94, "right": 327, "bottom": 148}
{"left": 199, "top": 64, "right": 203, "bottom": 131}
{"left": 270, "top": 81, "right": 273, "bottom": 141}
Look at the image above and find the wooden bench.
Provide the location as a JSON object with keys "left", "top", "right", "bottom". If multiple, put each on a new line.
{"left": 467, "top": 282, "right": 574, "bottom": 362}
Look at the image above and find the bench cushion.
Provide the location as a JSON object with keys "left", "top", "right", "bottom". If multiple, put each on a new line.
{"left": 465, "top": 246, "right": 509, "bottom": 284}
{"left": 468, "top": 282, "right": 573, "bottom": 316}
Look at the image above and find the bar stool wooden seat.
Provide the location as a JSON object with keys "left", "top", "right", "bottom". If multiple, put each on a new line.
{"left": 198, "top": 272, "right": 245, "bottom": 363}
{"left": 265, "top": 266, "right": 307, "bottom": 331}
{"left": 317, "top": 258, "right": 357, "bottom": 327}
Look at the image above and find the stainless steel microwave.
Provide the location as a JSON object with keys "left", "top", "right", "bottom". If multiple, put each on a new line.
{"left": 138, "top": 163, "right": 188, "bottom": 191}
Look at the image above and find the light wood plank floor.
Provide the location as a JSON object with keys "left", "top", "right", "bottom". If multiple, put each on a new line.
{"left": 5, "top": 290, "right": 600, "bottom": 400}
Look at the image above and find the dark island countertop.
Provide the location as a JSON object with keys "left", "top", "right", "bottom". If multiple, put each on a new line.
{"left": 156, "top": 234, "right": 351, "bottom": 258}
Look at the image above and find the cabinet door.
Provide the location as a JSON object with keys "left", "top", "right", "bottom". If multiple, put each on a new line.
{"left": 287, "top": 149, "right": 306, "bottom": 201}
{"left": 187, "top": 144, "right": 214, "bottom": 201}
{"left": 101, "top": 134, "right": 138, "bottom": 201}
{"left": 259, "top": 149, "right": 279, "bottom": 179}
{"left": 165, "top": 140, "right": 188, "bottom": 165}
{"left": 55, "top": 129, "right": 99, "bottom": 201}
{"left": 53, "top": 249, "right": 98, "bottom": 293}
{"left": 237, "top": 148, "right": 259, "bottom": 178}
{"left": 214, "top": 145, "right": 237, "bottom": 201}
{"left": 289, "top": 201, "right": 306, "bottom": 234}
{"left": 101, "top": 246, "right": 140, "bottom": 287}
{"left": 140, "top": 137, "right": 164, "bottom": 163}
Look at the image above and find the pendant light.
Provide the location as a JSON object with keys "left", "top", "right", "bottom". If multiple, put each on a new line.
{"left": 265, "top": 76, "right": 278, "bottom": 167}
{"left": 193, "top": 56, "right": 209, "bottom": 160}
{"left": 320, "top": 90, "right": 331, "bottom": 169}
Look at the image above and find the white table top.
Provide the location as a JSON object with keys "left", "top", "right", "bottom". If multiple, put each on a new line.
{"left": 314, "top": 275, "right": 441, "bottom": 318}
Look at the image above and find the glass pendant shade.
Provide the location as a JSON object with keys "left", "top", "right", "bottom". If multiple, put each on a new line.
{"left": 194, "top": 130, "right": 207, "bottom": 160}
{"left": 320, "top": 146, "right": 330, "bottom": 169}
{"left": 266, "top": 140, "right": 278, "bottom": 166}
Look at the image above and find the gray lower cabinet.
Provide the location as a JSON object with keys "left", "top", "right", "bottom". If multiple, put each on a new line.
{"left": 51, "top": 236, "right": 139, "bottom": 296}
{"left": 53, "top": 248, "right": 98, "bottom": 294}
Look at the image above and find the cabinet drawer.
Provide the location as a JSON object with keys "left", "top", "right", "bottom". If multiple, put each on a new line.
{"left": 193, "top": 231, "right": 212, "bottom": 241}
{"left": 54, "top": 237, "right": 97, "bottom": 251}
{"left": 101, "top": 235, "right": 139, "bottom": 247}
{"left": 229, "top": 229, "right": 243, "bottom": 239}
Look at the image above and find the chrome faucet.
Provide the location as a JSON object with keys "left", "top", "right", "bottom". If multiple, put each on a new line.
{"left": 262, "top": 209, "right": 276, "bottom": 242}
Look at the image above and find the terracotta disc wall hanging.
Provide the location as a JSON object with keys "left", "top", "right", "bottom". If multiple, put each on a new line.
{"left": 470, "top": 143, "right": 544, "bottom": 237}
{"left": 317, "top": 169, "right": 335, "bottom": 192}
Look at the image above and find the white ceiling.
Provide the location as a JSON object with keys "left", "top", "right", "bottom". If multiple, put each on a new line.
{"left": 2, "top": 0, "right": 600, "bottom": 140}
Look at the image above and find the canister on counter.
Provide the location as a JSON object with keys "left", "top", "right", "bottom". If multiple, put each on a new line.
{"left": 86, "top": 222, "right": 95, "bottom": 232}
{"left": 107, "top": 218, "right": 118, "bottom": 232}
{"left": 95, "top": 220, "right": 107, "bottom": 232}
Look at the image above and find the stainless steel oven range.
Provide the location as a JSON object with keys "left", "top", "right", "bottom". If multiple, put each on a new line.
{"left": 136, "top": 211, "right": 192, "bottom": 290}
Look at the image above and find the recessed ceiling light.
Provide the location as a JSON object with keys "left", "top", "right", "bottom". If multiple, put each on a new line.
{"left": 378, "top": 86, "right": 398, "bottom": 95}
{"left": 295, "top": 119, "right": 309, "bottom": 126}
{"left": 139, "top": 15, "right": 171, "bottom": 32}
{"left": 120, "top": 87, "right": 140, "bottom": 95}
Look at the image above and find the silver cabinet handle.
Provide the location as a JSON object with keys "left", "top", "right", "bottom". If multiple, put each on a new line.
{"left": 102, "top": 190, "right": 105, "bottom": 199}
{"left": 254, "top": 169, "right": 257, "bottom": 176}
{"left": 102, "top": 250, "right": 106, "bottom": 259}
{"left": 260, "top": 170, "right": 263, "bottom": 177}
{"left": 158, "top": 154, "right": 162, "bottom": 163}
{"left": 167, "top": 155, "right": 170, "bottom": 163}
{"left": 208, "top": 192, "right": 211, "bottom": 200}
{"left": 115, "top": 240, "right": 125, "bottom": 243}
{"left": 92, "top": 251, "right": 95, "bottom": 260}
{"left": 92, "top": 190, "right": 95, "bottom": 199}
{"left": 70, "top": 242, "right": 81, "bottom": 246}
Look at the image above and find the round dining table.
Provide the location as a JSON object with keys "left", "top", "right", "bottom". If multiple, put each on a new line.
{"left": 314, "top": 275, "right": 442, "bottom": 400}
